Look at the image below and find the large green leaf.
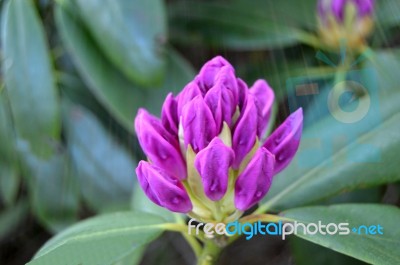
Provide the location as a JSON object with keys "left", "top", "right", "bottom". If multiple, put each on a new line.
{"left": 0, "top": 90, "right": 19, "bottom": 205}
{"left": 262, "top": 111, "right": 400, "bottom": 211}
{"left": 18, "top": 141, "right": 79, "bottom": 233}
{"left": 227, "top": 0, "right": 318, "bottom": 29}
{"left": 282, "top": 204, "right": 400, "bottom": 265}
{"left": 28, "top": 212, "right": 166, "bottom": 265}
{"left": 2, "top": 0, "right": 60, "bottom": 157}
{"left": 290, "top": 236, "right": 367, "bottom": 265}
{"left": 55, "top": 4, "right": 194, "bottom": 132}
{"left": 63, "top": 102, "right": 136, "bottom": 212}
{"left": 260, "top": 50, "right": 400, "bottom": 211}
{"left": 73, "top": 0, "right": 167, "bottom": 86}
{"left": 376, "top": 0, "right": 400, "bottom": 28}
{"left": 0, "top": 200, "right": 28, "bottom": 239}
{"left": 168, "top": 1, "right": 302, "bottom": 50}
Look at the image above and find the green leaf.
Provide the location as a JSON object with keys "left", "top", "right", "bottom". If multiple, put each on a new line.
{"left": 18, "top": 141, "right": 79, "bottom": 233}
{"left": 63, "top": 102, "right": 136, "bottom": 212}
{"left": 261, "top": 51, "right": 400, "bottom": 211}
{"left": 2, "top": 0, "right": 60, "bottom": 157}
{"left": 262, "top": 111, "right": 400, "bottom": 211}
{"left": 73, "top": 0, "right": 167, "bottom": 86}
{"left": 28, "top": 211, "right": 166, "bottom": 265}
{"left": 0, "top": 90, "right": 19, "bottom": 205}
{"left": 290, "top": 236, "right": 367, "bottom": 265}
{"left": 0, "top": 164, "right": 19, "bottom": 206}
{"left": 230, "top": 0, "right": 319, "bottom": 29}
{"left": 282, "top": 204, "right": 400, "bottom": 265}
{"left": 376, "top": 0, "right": 400, "bottom": 28}
{"left": 168, "top": 1, "right": 302, "bottom": 50}
{"left": 0, "top": 200, "right": 28, "bottom": 239}
{"left": 55, "top": 4, "right": 194, "bottom": 132}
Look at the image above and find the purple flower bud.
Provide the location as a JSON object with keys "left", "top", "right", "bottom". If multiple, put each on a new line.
{"left": 134, "top": 55, "right": 303, "bottom": 219}
{"left": 232, "top": 94, "right": 258, "bottom": 169}
{"left": 134, "top": 109, "right": 186, "bottom": 180}
{"left": 136, "top": 161, "right": 192, "bottom": 213}
{"left": 194, "top": 137, "right": 235, "bottom": 201}
{"left": 161, "top": 93, "right": 179, "bottom": 135}
{"left": 196, "top": 56, "right": 232, "bottom": 91}
{"left": 234, "top": 147, "right": 275, "bottom": 211}
{"left": 318, "top": 0, "right": 374, "bottom": 22}
{"left": 250, "top": 80, "right": 275, "bottom": 138}
{"left": 263, "top": 108, "right": 303, "bottom": 175}
{"left": 181, "top": 96, "right": 217, "bottom": 153}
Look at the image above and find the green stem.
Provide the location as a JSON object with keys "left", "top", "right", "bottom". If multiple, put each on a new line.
{"left": 197, "top": 239, "right": 223, "bottom": 265}
{"left": 174, "top": 214, "right": 203, "bottom": 258}
{"left": 295, "top": 30, "right": 326, "bottom": 50}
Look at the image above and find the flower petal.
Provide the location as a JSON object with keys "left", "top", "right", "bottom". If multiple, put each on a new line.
{"left": 177, "top": 81, "right": 202, "bottom": 117}
{"left": 214, "top": 65, "right": 239, "bottom": 107}
{"left": 263, "top": 108, "right": 303, "bottom": 174}
{"left": 232, "top": 94, "right": 258, "bottom": 169}
{"left": 134, "top": 109, "right": 186, "bottom": 180}
{"left": 181, "top": 96, "right": 217, "bottom": 153}
{"left": 204, "top": 84, "right": 234, "bottom": 131}
{"left": 250, "top": 80, "right": 275, "bottom": 139}
{"left": 136, "top": 161, "right": 192, "bottom": 213}
{"left": 196, "top": 56, "right": 231, "bottom": 91}
{"left": 237, "top": 78, "right": 248, "bottom": 110}
{"left": 161, "top": 93, "right": 179, "bottom": 135}
{"left": 234, "top": 147, "right": 275, "bottom": 211}
{"left": 194, "top": 137, "right": 234, "bottom": 201}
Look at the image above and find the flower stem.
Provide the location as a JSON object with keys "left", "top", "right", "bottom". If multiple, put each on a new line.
{"left": 197, "top": 239, "right": 223, "bottom": 265}
{"left": 174, "top": 214, "right": 203, "bottom": 258}
{"left": 294, "top": 30, "right": 326, "bottom": 50}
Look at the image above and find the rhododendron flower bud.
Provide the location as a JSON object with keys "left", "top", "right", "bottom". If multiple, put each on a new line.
{"left": 317, "top": 0, "right": 374, "bottom": 50}
{"left": 134, "top": 56, "right": 303, "bottom": 222}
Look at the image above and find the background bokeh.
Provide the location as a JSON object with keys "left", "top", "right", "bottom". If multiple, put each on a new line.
{"left": 1, "top": 0, "right": 400, "bottom": 264}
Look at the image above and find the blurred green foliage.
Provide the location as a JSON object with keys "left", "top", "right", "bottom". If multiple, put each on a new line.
{"left": 0, "top": 0, "right": 400, "bottom": 264}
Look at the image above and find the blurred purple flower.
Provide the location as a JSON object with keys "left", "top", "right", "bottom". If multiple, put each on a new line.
{"left": 135, "top": 56, "right": 303, "bottom": 218}
{"left": 318, "top": 0, "right": 374, "bottom": 22}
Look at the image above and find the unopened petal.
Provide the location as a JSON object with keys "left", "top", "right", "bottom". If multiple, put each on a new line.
{"left": 204, "top": 84, "right": 234, "bottom": 131}
{"left": 214, "top": 65, "right": 239, "bottom": 107}
{"left": 134, "top": 109, "right": 186, "bottom": 180}
{"left": 196, "top": 56, "right": 232, "bottom": 91}
{"left": 177, "top": 81, "right": 202, "bottom": 117}
{"left": 181, "top": 96, "right": 217, "bottom": 153}
{"left": 250, "top": 80, "right": 275, "bottom": 139}
{"left": 263, "top": 108, "right": 303, "bottom": 174}
{"left": 136, "top": 161, "right": 192, "bottom": 213}
{"left": 232, "top": 94, "right": 258, "bottom": 169}
{"left": 161, "top": 93, "right": 179, "bottom": 135}
{"left": 234, "top": 148, "right": 275, "bottom": 211}
{"left": 194, "top": 137, "right": 234, "bottom": 201}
